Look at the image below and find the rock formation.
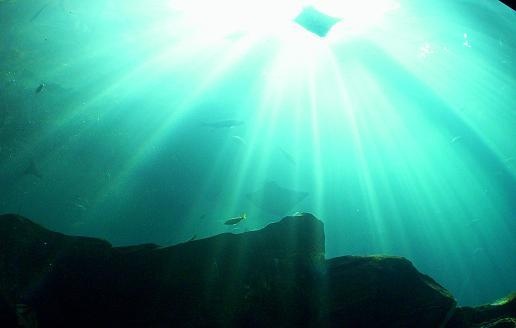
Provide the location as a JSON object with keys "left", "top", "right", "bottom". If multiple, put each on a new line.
{"left": 0, "top": 213, "right": 514, "bottom": 327}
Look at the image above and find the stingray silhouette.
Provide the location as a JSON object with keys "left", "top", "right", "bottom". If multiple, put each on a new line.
{"left": 294, "top": 6, "right": 341, "bottom": 37}
{"left": 22, "top": 160, "right": 42, "bottom": 179}
{"left": 246, "top": 181, "right": 308, "bottom": 216}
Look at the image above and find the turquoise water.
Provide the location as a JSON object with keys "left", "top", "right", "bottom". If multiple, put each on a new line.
{"left": 0, "top": 0, "right": 514, "bottom": 306}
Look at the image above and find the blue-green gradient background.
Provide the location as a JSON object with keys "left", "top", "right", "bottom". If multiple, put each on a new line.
{"left": 1, "top": 0, "right": 515, "bottom": 306}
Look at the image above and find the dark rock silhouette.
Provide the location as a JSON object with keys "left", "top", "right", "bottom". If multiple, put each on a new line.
{"left": 0, "top": 213, "right": 514, "bottom": 327}
{"left": 327, "top": 256, "right": 456, "bottom": 327}
{"left": 499, "top": 0, "right": 515, "bottom": 10}
{"left": 446, "top": 293, "right": 516, "bottom": 328}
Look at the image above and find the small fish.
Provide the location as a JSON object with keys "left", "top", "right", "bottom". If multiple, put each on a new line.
{"left": 35, "top": 83, "right": 46, "bottom": 94}
{"left": 30, "top": 3, "right": 50, "bottom": 22}
{"left": 224, "top": 213, "right": 246, "bottom": 225}
{"left": 451, "top": 136, "right": 462, "bottom": 143}
{"left": 279, "top": 147, "right": 296, "bottom": 166}
{"left": 202, "top": 120, "right": 244, "bottom": 129}
{"left": 72, "top": 202, "right": 87, "bottom": 211}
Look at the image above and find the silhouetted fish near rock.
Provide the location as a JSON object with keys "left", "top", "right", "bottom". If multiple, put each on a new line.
{"left": 224, "top": 213, "right": 246, "bottom": 225}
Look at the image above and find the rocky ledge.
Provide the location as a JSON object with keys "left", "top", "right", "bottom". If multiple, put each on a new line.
{"left": 0, "top": 213, "right": 514, "bottom": 327}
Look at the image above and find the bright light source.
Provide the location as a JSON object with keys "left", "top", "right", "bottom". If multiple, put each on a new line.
{"left": 316, "top": 0, "right": 400, "bottom": 36}
{"left": 168, "top": 0, "right": 303, "bottom": 39}
{"left": 166, "top": 0, "right": 399, "bottom": 43}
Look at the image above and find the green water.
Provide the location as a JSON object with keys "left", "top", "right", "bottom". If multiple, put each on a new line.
{"left": 0, "top": 0, "right": 515, "bottom": 306}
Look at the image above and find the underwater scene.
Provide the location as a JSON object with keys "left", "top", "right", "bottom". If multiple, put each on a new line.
{"left": 0, "top": 0, "right": 515, "bottom": 319}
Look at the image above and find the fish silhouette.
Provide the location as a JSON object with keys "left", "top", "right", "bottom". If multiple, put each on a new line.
{"left": 224, "top": 213, "right": 246, "bottom": 225}
{"left": 201, "top": 120, "right": 244, "bottom": 129}
{"left": 35, "top": 83, "right": 45, "bottom": 94}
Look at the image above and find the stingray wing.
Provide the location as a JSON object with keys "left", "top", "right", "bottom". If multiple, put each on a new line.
{"left": 246, "top": 182, "right": 308, "bottom": 216}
